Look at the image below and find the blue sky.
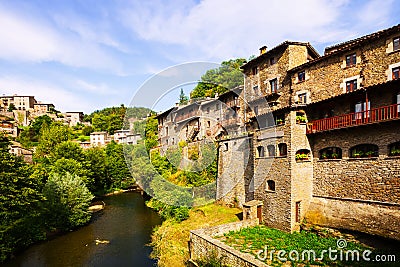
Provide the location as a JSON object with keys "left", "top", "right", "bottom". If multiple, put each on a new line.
{"left": 0, "top": 0, "right": 399, "bottom": 114}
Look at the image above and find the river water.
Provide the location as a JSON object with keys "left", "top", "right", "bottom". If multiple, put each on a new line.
{"left": 3, "top": 192, "right": 161, "bottom": 267}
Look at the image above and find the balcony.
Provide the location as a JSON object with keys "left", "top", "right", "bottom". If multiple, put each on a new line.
{"left": 175, "top": 110, "right": 200, "bottom": 123}
{"left": 226, "top": 99, "right": 239, "bottom": 109}
{"left": 307, "top": 103, "right": 400, "bottom": 134}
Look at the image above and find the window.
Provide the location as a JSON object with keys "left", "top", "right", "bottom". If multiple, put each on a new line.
{"left": 270, "top": 57, "right": 276, "bottom": 65}
{"left": 354, "top": 100, "right": 370, "bottom": 120}
{"left": 257, "top": 146, "right": 265, "bottom": 158}
{"left": 253, "top": 85, "right": 259, "bottom": 93}
{"left": 295, "top": 149, "right": 310, "bottom": 161}
{"left": 298, "top": 93, "right": 307, "bottom": 104}
{"left": 270, "top": 78, "right": 278, "bottom": 93}
{"left": 346, "top": 79, "right": 358, "bottom": 92}
{"left": 319, "top": 147, "right": 342, "bottom": 159}
{"left": 397, "top": 93, "right": 400, "bottom": 113}
{"left": 254, "top": 106, "right": 259, "bottom": 116}
{"left": 350, "top": 144, "right": 378, "bottom": 158}
{"left": 252, "top": 66, "right": 259, "bottom": 75}
{"left": 278, "top": 143, "right": 287, "bottom": 157}
{"left": 206, "top": 107, "right": 210, "bottom": 113}
{"left": 165, "top": 127, "right": 168, "bottom": 135}
{"left": 295, "top": 201, "right": 301, "bottom": 223}
{"left": 267, "top": 145, "right": 276, "bottom": 157}
{"left": 298, "top": 71, "right": 305, "bottom": 82}
{"left": 394, "top": 37, "right": 400, "bottom": 52}
{"left": 207, "top": 121, "right": 211, "bottom": 128}
{"left": 275, "top": 114, "right": 285, "bottom": 125}
{"left": 388, "top": 141, "right": 400, "bottom": 156}
{"left": 216, "top": 103, "right": 220, "bottom": 110}
{"left": 393, "top": 67, "right": 400, "bottom": 80}
{"left": 266, "top": 180, "right": 275, "bottom": 192}
{"left": 346, "top": 53, "right": 357, "bottom": 67}
{"left": 224, "top": 142, "right": 229, "bottom": 151}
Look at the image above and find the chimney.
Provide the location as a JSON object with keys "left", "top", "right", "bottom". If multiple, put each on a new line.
{"left": 259, "top": 46, "right": 267, "bottom": 55}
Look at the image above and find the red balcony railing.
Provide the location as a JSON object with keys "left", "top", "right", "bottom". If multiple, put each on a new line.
{"left": 307, "top": 103, "right": 400, "bottom": 134}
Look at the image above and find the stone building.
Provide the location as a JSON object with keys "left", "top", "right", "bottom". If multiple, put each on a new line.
{"left": 157, "top": 24, "right": 400, "bottom": 240}
{"left": 0, "top": 95, "right": 37, "bottom": 111}
{"left": 65, "top": 111, "right": 84, "bottom": 126}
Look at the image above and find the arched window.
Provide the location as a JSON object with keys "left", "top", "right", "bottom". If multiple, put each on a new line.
{"left": 257, "top": 146, "right": 265, "bottom": 158}
{"left": 350, "top": 144, "right": 378, "bottom": 158}
{"left": 295, "top": 149, "right": 310, "bottom": 161}
{"left": 319, "top": 147, "right": 342, "bottom": 159}
{"left": 278, "top": 143, "right": 287, "bottom": 157}
{"left": 296, "top": 111, "right": 307, "bottom": 124}
{"left": 388, "top": 141, "right": 400, "bottom": 156}
{"left": 267, "top": 145, "right": 276, "bottom": 157}
{"left": 266, "top": 180, "right": 275, "bottom": 192}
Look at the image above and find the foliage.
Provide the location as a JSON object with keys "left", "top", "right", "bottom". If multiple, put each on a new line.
{"left": 105, "top": 141, "right": 132, "bottom": 189}
{"left": 179, "top": 88, "right": 189, "bottom": 105}
{"left": 7, "top": 103, "right": 16, "bottom": 112}
{"left": 84, "top": 147, "right": 110, "bottom": 192}
{"left": 296, "top": 115, "right": 307, "bottom": 123}
{"left": 35, "top": 122, "right": 71, "bottom": 157}
{"left": 82, "top": 125, "right": 94, "bottom": 136}
{"left": 190, "top": 58, "right": 246, "bottom": 99}
{"left": 219, "top": 226, "right": 375, "bottom": 267}
{"left": 144, "top": 115, "right": 159, "bottom": 152}
{"left": 42, "top": 172, "right": 93, "bottom": 230}
{"left": 17, "top": 115, "right": 53, "bottom": 147}
{"left": 146, "top": 199, "right": 189, "bottom": 222}
{"left": 0, "top": 133, "right": 45, "bottom": 262}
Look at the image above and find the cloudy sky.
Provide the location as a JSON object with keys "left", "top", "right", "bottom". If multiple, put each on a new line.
{"left": 0, "top": 0, "right": 399, "bottom": 113}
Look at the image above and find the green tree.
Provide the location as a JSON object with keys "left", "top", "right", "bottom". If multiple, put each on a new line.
{"left": 179, "top": 88, "right": 189, "bottom": 104}
{"left": 35, "top": 123, "right": 71, "bottom": 158}
{"left": 84, "top": 147, "right": 109, "bottom": 192}
{"left": 190, "top": 58, "right": 246, "bottom": 99}
{"left": 82, "top": 125, "right": 94, "bottom": 136}
{"left": 105, "top": 141, "right": 132, "bottom": 189}
{"left": 0, "top": 133, "right": 45, "bottom": 262}
{"left": 144, "top": 116, "right": 158, "bottom": 152}
{"left": 42, "top": 172, "right": 93, "bottom": 230}
{"left": 7, "top": 103, "right": 16, "bottom": 112}
{"left": 31, "top": 115, "right": 52, "bottom": 135}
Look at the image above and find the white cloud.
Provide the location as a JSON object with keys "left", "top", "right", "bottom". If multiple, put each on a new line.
{"left": 0, "top": 5, "right": 122, "bottom": 73}
{"left": 75, "top": 79, "right": 118, "bottom": 96}
{"left": 120, "top": 0, "right": 395, "bottom": 59}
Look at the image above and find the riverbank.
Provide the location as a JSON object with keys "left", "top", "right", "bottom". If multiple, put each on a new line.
{"left": 150, "top": 203, "right": 241, "bottom": 267}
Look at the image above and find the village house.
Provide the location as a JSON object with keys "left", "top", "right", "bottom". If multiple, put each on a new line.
{"left": 157, "top": 24, "right": 400, "bottom": 240}
{"left": 65, "top": 111, "right": 84, "bottom": 126}
{"left": 90, "top": 131, "right": 110, "bottom": 147}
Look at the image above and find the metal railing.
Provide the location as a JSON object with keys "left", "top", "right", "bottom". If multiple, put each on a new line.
{"left": 307, "top": 103, "right": 400, "bottom": 134}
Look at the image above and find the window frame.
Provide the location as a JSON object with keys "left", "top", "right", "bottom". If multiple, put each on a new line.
{"left": 270, "top": 78, "right": 278, "bottom": 93}
{"left": 267, "top": 145, "right": 276, "bottom": 157}
{"left": 346, "top": 53, "right": 357, "bottom": 67}
{"left": 252, "top": 66, "right": 259, "bottom": 75}
{"left": 394, "top": 37, "right": 400, "bottom": 52}
{"left": 393, "top": 67, "right": 400, "bottom": 80}
{"left": 278, "top": 143, "right": 287, "bottom": 157}
{"left": 266, "top": 180, "right": 276, "bottom": 192}
{"left": 298, "top": 93, "right": 307, "bottom": 104}
{"left": 257, "top": 146, "right": 265, "bottom": 158}
{"left": 298, "top": 71, "right": 305, "bottom": 82}
{"left": 349, "top": 144, "right": 378, "bottom": 158}
{"left": 346, "top": 79, "right": 358, "bottom": 92}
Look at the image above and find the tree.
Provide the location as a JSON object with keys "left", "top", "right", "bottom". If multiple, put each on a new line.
{"left": 179, "top": 88, "right": 189, "bottom": 105}
{"left": 42, "top": 172, "right": 93, "bottom": 230}
{"left": 105, "top": 141, "right": 132, "bottom": 189}
{"left": 144, "top": 116, "right": 159, "bottom": 152}
{"left": 84, "top": 147, "right": 109, "bottom": 192}
{"left": 0, "top": 133, "right": 45, "bottom": 262}
{"left": 31, "top": 115, "right": 52, "bottom": 135}
{"left": 7, "top": 103, "right": 16, "bottom": 112}
{"left": 190, "top": 58, "right": 246, "bottom": 99}
{"left": 35, "top": 123, "right": 71, "bottom": 158}
{"left": 82, "top": 125, "right": 94, "bottom": 136}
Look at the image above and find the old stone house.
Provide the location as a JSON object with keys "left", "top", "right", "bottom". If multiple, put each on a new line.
{"left": 157, "top": 24, "right": 400, "bottom": 240}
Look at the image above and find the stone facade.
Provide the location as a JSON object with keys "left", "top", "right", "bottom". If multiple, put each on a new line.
{"left": 157, "top": 24, "right": 400, "bottom": 240}
{"left": 189, "top": 219, "right": 267, "bottom": 267}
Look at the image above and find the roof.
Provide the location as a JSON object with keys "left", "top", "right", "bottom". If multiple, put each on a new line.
{"left": 218, "top": 85, "right": 244, "bottom": 99}
{"left": 155, "top": 106, "right": 177, "bottom": 118}
{"left": 290, "top": 24, "right": 400, "bottom": 72}
{"left": 90, "top": 131, "right": 108, "bottom": 135}
{"left": 325, "top": 24, "right": 400, "bottom": 55}
{"left": 240, "top": 41, "right": 320, "bottom": 69}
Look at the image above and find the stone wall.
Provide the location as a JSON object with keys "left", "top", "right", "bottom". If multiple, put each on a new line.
{"left": 305, "top": 197, "right": 400, "bottom": 240}
{"left": 189, "top": 219, "right": 269, "bottom": 267}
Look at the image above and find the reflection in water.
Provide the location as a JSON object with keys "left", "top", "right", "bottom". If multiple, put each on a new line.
{"left": 4, "top": 192, "right": 161, "bottom": 267}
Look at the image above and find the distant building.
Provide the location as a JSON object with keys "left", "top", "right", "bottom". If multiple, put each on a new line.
{"left": 114, "top": 129, "right": 131, "bottom": 142}
{"left": 65, "top": 112, "right": 84, "bottom": 126}
{"left": 0, "top": 120, "right": 19, "bottom": 137}
{"left": 0, "top": 95, "right": 36, "bottom": 111}
{"left": 90, "top": 131, "right": 110, "bottom": 146}
{"left": 33, "top": 103, "right": 55, "bottom": 115}
{"left": 79, "top": 141, "right": 91, "bottom": 149}
{"left": 9, "top": 143, "right": 33, "bottom": 163}
{"left": 121, "top": 133, "right": 141, "bottom": 145}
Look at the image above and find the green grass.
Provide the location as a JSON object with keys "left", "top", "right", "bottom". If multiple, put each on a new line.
{"left": 217, "top": 226, "right": 399, "bottom": 267}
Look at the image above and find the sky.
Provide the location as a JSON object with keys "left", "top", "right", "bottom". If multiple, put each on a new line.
{"left": 0, "top": 0, "right": 399, "bottom": 114}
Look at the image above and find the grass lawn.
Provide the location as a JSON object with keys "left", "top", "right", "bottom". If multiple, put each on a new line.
{"left": 150, "top": 203, "right": 241, "bottom": 267}
{"left": 217, "top": 226, "right": 399, "bottom": 267}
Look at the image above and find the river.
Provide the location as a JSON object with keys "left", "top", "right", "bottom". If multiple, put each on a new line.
{"left": 3, "top": 192, "right": 161, "bottom": 267}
